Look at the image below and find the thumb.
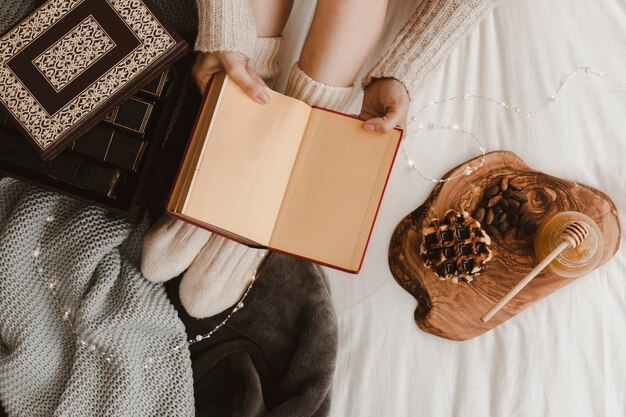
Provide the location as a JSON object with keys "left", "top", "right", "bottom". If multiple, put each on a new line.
{"left": 225, "top": 62, "right": 270, "bottom": 105}
{"left": 363, "top": 108, "right": 403, "bottom": 133}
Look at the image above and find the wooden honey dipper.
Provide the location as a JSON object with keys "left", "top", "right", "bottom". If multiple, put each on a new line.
{"left": 481, "top": 221, "right": 590, "bottom": 323}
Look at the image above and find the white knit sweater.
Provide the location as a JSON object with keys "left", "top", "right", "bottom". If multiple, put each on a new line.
{"left": 194, "top": 0, "right": 498, "bottom": 98}
{"left": 363, "top": 0, "right": 498, "bottom": 99}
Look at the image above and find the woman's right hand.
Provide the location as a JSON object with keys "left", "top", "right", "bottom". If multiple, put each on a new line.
{"left": 192, "top": 51, "right": 270, "bottom": 104}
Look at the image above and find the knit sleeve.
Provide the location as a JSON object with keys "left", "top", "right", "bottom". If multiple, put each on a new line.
{"left": 194, "top": 0, "right": 256, "bottom": 59}
{"left": 362, "top": 0, "right": 498, "bottom": 100}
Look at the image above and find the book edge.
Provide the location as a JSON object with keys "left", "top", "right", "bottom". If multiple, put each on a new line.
{"left": 181, "top": 73, "right": 228, "bottom": 213}
{"left": 165, "top": 72, "right": 222, "bottom": 214}
{"left": 351, "top": 126, "right": 404, "bottom": 273}
{"left": 167, "top": 211, "right": 265, "bottom": 248}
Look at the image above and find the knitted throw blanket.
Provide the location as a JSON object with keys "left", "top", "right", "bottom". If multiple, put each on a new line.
{"left": 0, "top": 178, "right": 194, "bottom": 416}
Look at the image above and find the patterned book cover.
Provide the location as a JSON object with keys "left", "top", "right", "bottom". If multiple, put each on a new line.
{"left": 0, "top": 0, "right": 188, "bottom": 159}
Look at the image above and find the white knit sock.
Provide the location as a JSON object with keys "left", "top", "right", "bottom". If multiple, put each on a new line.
{"left": 180, "top": 235, "right": 267, "bottom": 318}
{"left": 249, "top": 36, "right": 283, "bottom": 84}
{"left": 284, "top": 62, "right": 354, "bottom": 111}
{"left": 141, "top": 216, "right": 211, "bottom": 283}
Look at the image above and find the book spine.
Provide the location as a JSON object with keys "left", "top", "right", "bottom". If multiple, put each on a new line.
{"left": 137, "top": 68, "right": 171, "bottom": 100}
{"left": 103, "top": 96, "right": 155, "bottom": 138}
{"left": 0, "top": 133, "right": 124, "bottom": 198}
{"left": 71, "top": 124, "right": 148, "bottom": 172}
{"left": 50, "top": 153, "right": 124, "bottom": 198}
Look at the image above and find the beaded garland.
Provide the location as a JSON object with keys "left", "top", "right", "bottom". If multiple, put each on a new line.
{"left": 403, "top": 66, "right": 626, "bottom": 183}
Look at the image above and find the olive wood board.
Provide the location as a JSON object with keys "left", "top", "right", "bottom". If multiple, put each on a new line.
{"left": 389, "top": 151, "right": 620, "bottom": 341}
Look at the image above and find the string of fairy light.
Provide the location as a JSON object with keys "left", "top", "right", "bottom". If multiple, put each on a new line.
{"left": 402, "top": 67, "right": 626, "bottom": 183}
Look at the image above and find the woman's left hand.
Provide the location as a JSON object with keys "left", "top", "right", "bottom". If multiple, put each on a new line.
{"left": 359, "top": 77, "right": 409, "bottom": 133}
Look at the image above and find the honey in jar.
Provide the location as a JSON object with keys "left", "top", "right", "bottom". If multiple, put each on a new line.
{"left": 533, "top": 211, "right": 603, "bottom": 278}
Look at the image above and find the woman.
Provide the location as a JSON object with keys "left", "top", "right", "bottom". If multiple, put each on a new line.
{"left": 142, "top": 0, "right": 499, "bottom": 317}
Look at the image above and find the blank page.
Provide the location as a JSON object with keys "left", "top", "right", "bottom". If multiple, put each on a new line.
{"left": 183, "top": 77, "right": 311, "bottom": 246}
{"left": 270, "top": 109, "right": 401, "bottom": 271}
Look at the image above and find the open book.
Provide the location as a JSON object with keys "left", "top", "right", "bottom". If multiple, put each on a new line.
{"left": 167, "top": 72, "right": 402, "bottom": 273}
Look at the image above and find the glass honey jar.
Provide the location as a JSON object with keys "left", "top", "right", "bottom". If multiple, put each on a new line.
{"left": 533, "top": 211, "right": 603, "bottom": 278}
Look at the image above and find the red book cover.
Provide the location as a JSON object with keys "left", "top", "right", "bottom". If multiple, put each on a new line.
{"left": 167, "top": 73, "right": 402, "bottom": 273}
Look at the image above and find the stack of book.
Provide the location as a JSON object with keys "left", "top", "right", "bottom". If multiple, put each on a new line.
{"left": 0, "top": 0, "right": 189, "bottom": 220}
{"left": 0, "top": 69, "right": 171, "bottom": 199}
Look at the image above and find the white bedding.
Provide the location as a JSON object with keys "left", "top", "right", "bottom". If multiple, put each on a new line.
{"left": 277, "top": 0, "right": 626, "bottom": 415}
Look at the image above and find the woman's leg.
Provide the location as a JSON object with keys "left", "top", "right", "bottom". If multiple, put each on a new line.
{"left": 251, "top": 0, "right": 294, "bottom": 37}
{"left": 299, "top": 0, "right": 388, "bottom": 87}
{"left": 285, "top": 0, "right": 388, "bottom": 110}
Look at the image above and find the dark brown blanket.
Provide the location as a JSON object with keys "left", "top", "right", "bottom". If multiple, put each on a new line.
{"left": 166, "top": 253, "right": 338, "bottom": 417}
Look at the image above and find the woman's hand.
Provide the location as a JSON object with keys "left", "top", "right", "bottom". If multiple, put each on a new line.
{"left": 192, "top": 51, "right": 270, "bottom": 104}
{"left": 359, "top": 77, "right": 409, "bottom": 133}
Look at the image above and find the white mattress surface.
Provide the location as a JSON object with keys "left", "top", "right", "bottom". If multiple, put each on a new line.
{"left": 276, "top": 0, "right": 626, "bottom": 416}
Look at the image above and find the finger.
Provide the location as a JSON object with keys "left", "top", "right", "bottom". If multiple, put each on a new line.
{"left": 192, "top": 52, "right": 219, "bottom": 93}
{"left": 366, "top": 106, "right": 407, "bottom": 133}
{"left": 223, "top": 60, "right": 270, "bottom": 104}
{"left": 362, "top": 117, "right": 384, "bottom": 132}
{"left": 246, "top": 64, "right": 269, "bottom": 90}
{"left": 362, "top": 115, "right": 396, "bottom": 133}
{"left": 363, "top": 114, "right": 396, "bottom": 133}
{"left": 194, "top": 73, "right": 211, "bottom": 94}
{"left": 358, "top": 110, "right": 377, "bottom": 121}
{"left": 194, "top": 77, "right": 203, "bottom": 93}
{"left": 382, "top": 108, "right": 406, "bottom": 131}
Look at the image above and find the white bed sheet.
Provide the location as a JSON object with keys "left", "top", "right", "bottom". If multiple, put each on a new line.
{"left": 277, "top": 0, "right": 626, "bottom": 416}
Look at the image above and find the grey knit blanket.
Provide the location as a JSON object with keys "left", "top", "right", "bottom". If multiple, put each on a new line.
{"left": 0, "top": 2, "right": 196, "bottom": 415}
{"left": 0, "top": 178, "right": 194, "bottom": 416}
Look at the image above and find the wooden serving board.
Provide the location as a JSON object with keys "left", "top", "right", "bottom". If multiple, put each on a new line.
{"left": 389, "top": 151, "right": 621, "bottom": 340}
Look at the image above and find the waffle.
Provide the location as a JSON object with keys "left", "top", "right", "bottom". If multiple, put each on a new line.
{"left": 419, "top": 209, "right": 493, "bottom": 283}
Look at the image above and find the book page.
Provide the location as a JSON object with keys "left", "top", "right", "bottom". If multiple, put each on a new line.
{"left": 182, "top": 76, "right": 311, "bottom": 246}
{"left": 270, "top": 109, "right": 401, "bottom": 271}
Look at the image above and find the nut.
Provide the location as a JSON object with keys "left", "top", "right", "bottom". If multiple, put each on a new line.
{"left": 485, "top": 185, "right": 500, "bottom": 198}
{"left": 508, "top": 199, "right": 521, "bottom": 211}
{"left": 487, "top": 195, "right": 503, "bottom": 207}
{"left": 485, "top": 208, "right": 495, "bottom": 225}
{"left": 500, "top": 176, "right": 509, "bottom": 192}
{"left": 474, "top": 207, "right": 485, "bottom": 223}
{"left": 474, "top": 175, "right": 537, "bottom": 240}
{"left": 509, "top": 190, "right": 528, "bottom": 203}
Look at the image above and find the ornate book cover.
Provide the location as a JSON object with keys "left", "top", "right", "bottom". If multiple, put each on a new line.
{"left": 0, "top": 0, "right": 188, "bottom": 159}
